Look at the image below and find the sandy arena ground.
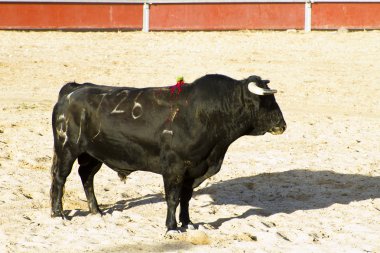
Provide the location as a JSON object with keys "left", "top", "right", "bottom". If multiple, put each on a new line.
{"left": 0, "top": 30, "right": 379, "bottom": 252}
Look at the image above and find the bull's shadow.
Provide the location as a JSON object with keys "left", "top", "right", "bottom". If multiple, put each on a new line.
{"left": 195, "top": 169, "right": 380, "bottom": 227}
{"left": 67, "top": 169, "right": 380, "bottom": 227}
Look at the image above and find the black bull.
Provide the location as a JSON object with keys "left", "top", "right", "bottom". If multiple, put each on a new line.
{"left": 50, "top": 74, "right": 286, "bottom": 231}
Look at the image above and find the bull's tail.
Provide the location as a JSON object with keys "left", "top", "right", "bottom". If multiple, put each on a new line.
{"left": 58, "top": 82, "right": 82, "bottom": 100}
{"left": 52, "top": 82, "right": 83, "bottom": 149}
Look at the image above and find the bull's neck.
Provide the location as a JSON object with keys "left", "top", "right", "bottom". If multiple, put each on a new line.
{"left": 211, "top": 87, "right": 253, "bottom": 145}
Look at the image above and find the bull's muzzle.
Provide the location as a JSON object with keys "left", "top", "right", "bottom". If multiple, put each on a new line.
{"left": 269, "top": 124, "right": 287, "bottom": 135}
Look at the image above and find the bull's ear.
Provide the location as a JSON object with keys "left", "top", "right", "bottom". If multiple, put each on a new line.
{"left": 248, "top": 82, "right": 277, "bottom": 96}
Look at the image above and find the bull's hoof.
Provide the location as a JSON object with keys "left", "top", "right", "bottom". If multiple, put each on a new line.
{"left": 182, "top": 222, "right": 198, "bottom": 230}
{"left": 164, "top": 229, "right": 183, "bottom": 239}
{"left": 51, "top": 210, "right": 67, "bottom": 220}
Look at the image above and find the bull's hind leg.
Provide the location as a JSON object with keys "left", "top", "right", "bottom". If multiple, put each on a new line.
{"left": 78, "top": 153, "right": 103, "bottom": 215}
{"left": 50, "top": 150, "right": 76, "bottom": 218}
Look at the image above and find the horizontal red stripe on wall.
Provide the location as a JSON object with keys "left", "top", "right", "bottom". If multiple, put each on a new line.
{"left": 149, "top": 3, "right": 304, "bottom": 30}
{"left": 0, "top": 3, "right": 142, "bottom": 29}
{"left": 312, "top": 3, "right": 380, "bottom": 29}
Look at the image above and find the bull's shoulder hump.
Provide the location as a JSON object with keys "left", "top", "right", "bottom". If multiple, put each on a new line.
{"left": 193, "top": 74, "right": 238, "bottom": 84}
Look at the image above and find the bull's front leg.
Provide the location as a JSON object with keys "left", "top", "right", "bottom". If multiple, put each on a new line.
{"left": 179, "top": 178, "right": 195, "bottom": 229}
{"left": 160, "top": 146, "right": 185, "bottom": 231}
{"left": 160, "top": 133, "right": 187, "bottom": 232}
{"left": 163, "top": 172, "right": 184, "bottom": 231}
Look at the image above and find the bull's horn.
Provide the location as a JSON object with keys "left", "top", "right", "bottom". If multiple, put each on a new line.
{"left": 248, "top": 82, "right": 277, "bottom": 95}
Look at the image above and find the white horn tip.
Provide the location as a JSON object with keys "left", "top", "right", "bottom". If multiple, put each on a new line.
{"left": 248, "top": 82, "right": 277, "bottom": 95}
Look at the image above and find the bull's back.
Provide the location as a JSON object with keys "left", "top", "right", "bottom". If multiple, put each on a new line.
{"left": 52, "top": 81, "right": 220, "bottom": 175}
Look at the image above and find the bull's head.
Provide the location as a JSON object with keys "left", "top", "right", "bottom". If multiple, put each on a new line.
{"left": 246, "top": 75, "right": 287, "bottom": 136}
